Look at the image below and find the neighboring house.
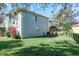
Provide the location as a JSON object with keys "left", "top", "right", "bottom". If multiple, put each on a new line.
{"left": 72, "top": 23, "right": 79, "bottom": 34}
{"left": 0, "top": 16, "right": 5, "bottom": 35}
{"left": 5, "top": 9, "right": 49, "bottom": 38}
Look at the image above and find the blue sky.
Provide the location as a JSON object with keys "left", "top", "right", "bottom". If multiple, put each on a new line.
{"left": 5, "top": 3, "right": 79, "bottom": 20}
{"left": 5, "top": 4, "right": 63, "bottom": 18}
{"left": 30, "top": 4, "right": 62, "bottom": 18}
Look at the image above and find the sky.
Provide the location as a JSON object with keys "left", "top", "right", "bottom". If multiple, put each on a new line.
{"left": 5, "top": 3, "right": 79, "bottom": 20}
{"left": 4, "top": 4, "right": 63, "bottom": 18}
{"left": 30, "top": 4, "right": 62, "bottom": 18}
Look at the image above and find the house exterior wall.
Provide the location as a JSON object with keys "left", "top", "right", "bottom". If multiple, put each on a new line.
{"left": 17, "top": 13, "right": 22, "bottom": 38}
{"left": 5, "top": 16, "right": 9, "bottom": 31}
{"left": 72, "top": 26, "right": 79, "bottom": 34}
{"left": 5, "top": 16, "right": 12, "bottom": 30}
{"left": 5, "top": 11, "right": 49, "bottom": 38}
{"left": 5, "top": 13, "right": 22, "bottom": 37}
{"left": 5, "top": 15, "right": 18, "bottom": 30}
{"left": 21, "top": 12, "right": 48, "bottom": 38}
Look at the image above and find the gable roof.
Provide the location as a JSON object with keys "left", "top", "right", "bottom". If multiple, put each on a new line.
{"left": 15, "top": 8, "right": 49, "bottom": 19}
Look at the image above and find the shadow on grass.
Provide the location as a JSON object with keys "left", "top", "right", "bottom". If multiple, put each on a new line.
{"left": 12, "top": 40, "right": 79, "bottom": 56}
{"left": 24, "top": 35, "right": 58, "bottom": 39}
{"left": 0, "top": 40, "right": 23, "bottom": 50}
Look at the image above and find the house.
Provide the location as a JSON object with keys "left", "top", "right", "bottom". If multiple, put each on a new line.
{"left": 72, "top": 23, "right": 79, "bottom": 34}
{"left": 5, "top": 8, "right": 49, "bottom": 38}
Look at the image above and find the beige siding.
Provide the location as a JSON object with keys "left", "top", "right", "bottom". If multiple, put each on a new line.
{"left": 72, "top": 26, "right": 79, "bottom": 34}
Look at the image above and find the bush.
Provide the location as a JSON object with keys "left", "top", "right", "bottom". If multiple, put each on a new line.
{"left": 73, "top": 33, "right": 79, "bottom": 43}
{"left": 63, "top": 23, "right": 72, "bottom": 31}
{"left": 47, "top": 31, "right": 50, "bottom": 36}
{"left": 49, "top": 26, "right": 58, "bottom": 37}
{"left": 67, "top": 30, "right": 73, "bottom": 37}
{"left": 4, "top": 31, "right": 10, "bottom": 37}
{"left": 63, "top": 23, "right": 72, "bottom": 36}
{"left": 9, "top": 26, "right": 17, "bottom": 38}
{"left": 15, "top": 32, "right": 20, "bottom": 39}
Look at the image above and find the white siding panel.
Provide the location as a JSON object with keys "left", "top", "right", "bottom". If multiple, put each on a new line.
{"left": 5, "top": 17, "right": 9, "bottom": 30}
{"left": 21, "top": 12, "right": 48, "bottom": 38}
{"left": 17, "top": 13, "right": 22, "bottom": 38}
{"left": 38, "top": 16, "right": 48, "bottom": 35}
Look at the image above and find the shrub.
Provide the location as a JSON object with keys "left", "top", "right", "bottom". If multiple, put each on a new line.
{"left": 63, "top": 23, "right": 71, "bottom": 31}
{"left": 47, "top": 31, "right": 50, "bottom": 36}
{"left": 67, "top": 30, "right": 73, "bottom": 37}
{"left": 63, "top": 23, "right": 72, "bottom": 36}
{"left": 73, "top": 33, "right": 79, "bottom": 43}
{"left": 49, "top": 26, "right": 58, "bottom": 37}
{"left": 8, "top": 26, "right": 17, "bottom": 38}
{"left": 15, "top": 32, "right": 20, "bottom": 39}
{"left": 4, "top": 31, "right": 10, "bottom": 37}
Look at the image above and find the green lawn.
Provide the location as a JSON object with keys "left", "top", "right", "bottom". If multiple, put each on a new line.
{"left": 0, "top": 36, "right": 79, "bottom": 56}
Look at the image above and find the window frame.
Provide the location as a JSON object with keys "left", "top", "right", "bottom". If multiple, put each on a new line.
{"left": 35, "top": 15, "right": 37, "bottom": 22}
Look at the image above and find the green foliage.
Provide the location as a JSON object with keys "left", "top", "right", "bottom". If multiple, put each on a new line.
{"left": 63, "top": 23, "right": 72, "bottom": 31}
{"left": 67, "top": 30, "right": 73, "bottom": 37}
{"left": 73, "top": 33, "right": 79, "bottom": 43}
{"left": 4, "top": 31, "right": 10, "bottom": 37}
{"left": 63, "top": 23, "right": 72, "bottom": 37}
{"left": 0, "top": 3, "right": 5, "bottom": 10}
{"left": 49, "top": 26, "right": 58, "bottom": 37}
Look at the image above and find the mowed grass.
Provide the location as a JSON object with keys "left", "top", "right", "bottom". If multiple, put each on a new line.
{"left": 0, "top": 36, "right": 79, "bottom": 56}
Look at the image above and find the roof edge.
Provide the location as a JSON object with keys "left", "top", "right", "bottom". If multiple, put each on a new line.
{"left": 16, "top": 8, "right": 50, "bottom": 19}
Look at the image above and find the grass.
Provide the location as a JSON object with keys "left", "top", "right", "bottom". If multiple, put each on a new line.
{"left": 0, "top": 36, "right": 79, "bottom": 56}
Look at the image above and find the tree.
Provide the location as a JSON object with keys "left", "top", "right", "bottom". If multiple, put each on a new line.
{"left": 7, "top": 3, "right": 79, "bottom": 27}
{"left": 0, "top": 3, "right": 6, "bottom": 24}
{"left": 0, "top": 3, "right": 5, "bottom": 10}
{"left": 51, "top": 4, "right": 74, "bottom": 27}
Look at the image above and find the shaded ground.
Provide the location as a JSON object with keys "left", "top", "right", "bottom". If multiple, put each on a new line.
{"left": 0, "top": 36, "right": 79, "bottom": 56}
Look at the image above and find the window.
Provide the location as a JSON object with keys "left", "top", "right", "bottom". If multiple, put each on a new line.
{"left": 9, "top": 15, "right": 11, "bottom": 19}
{"left": 35, "top": 16, "right": 37, "bottom": 22}
{"left": 13, "top": 20, "right": 15, "bottom": 24}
